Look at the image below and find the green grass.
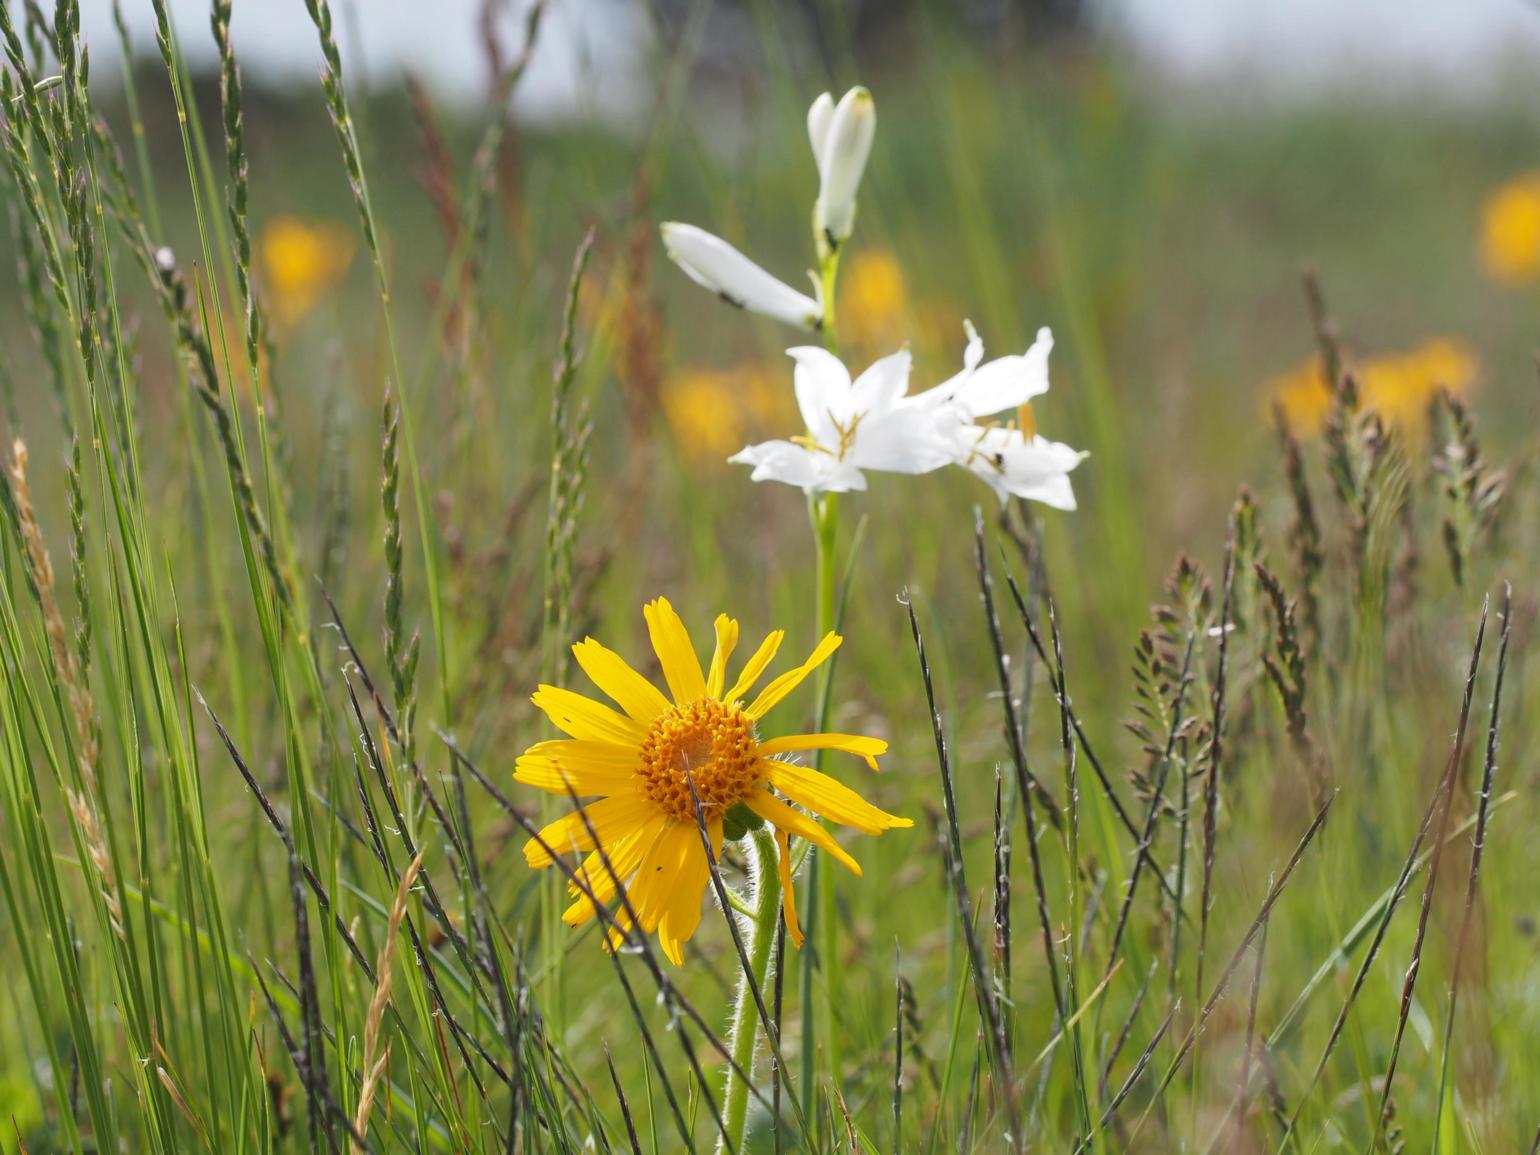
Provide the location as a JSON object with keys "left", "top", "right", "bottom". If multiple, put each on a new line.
{"left": 1, "top": 1, "right": 1539, "bottom": 1151}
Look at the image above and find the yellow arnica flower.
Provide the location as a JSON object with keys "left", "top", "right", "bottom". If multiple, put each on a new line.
{"left": 662, "top": 363, "right": 792, "bottom": 468}
{"left": 517, "top": 597, "right": 911, "bottom": 965}
{"left": 1267, "top": 355, "right": 1335, "bottom": 436}
{"left": 256, "top": 215, "right": 356, "bottom": 329}
{"left": 1358, "top": 337, "right": 1477, "bottom": 428}
{"left": 1267, "top": 337, "right": 1477, "bottom": 437}
{"left": 662, "top": 368, "right": 747, "bottom": 465}
{"left": 1480, "top": 172, "right": 1540, "bottom": 286}
{"left": 840, "top": 248, "right": 907, "bottom": 351}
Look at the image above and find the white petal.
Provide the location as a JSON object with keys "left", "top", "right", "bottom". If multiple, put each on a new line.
{"left": 962, "top": 320, "right": 984, "bottom": 372}
{"left": 1008, "top": 471, "right": 1078, "bottom": 511}
{"left": 807, "top": 92, "right": 835, "bottom": 179}
{"left": 959, "top": 426, "right": 1084, "bottom": 509}
{"left": 788, "top": 346, "right": 852, "bottom": 444}
{"left": 730, "top": 439, "right": 866, "bottom": 494}
{"left": 900, "top": 321, "right": 988, "bottom": 412}
{"left": 660, "top": 223, "right": 822, "bottom": 329}
{"left": 951, "top": 328, "right": 1055, "bottom": 417}
{"left": 815, "top": 87, "right": 875, "bottom": 245}
{"left": 849, "top": 409, "right": 955, "bottom": 474}
{"left": 849, "top": 348, "right": 911, "bottom": 414}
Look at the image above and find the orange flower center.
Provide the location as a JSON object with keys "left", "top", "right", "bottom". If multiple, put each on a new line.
{"left": 636, "top": 698, "right": 760, "bottom": 822}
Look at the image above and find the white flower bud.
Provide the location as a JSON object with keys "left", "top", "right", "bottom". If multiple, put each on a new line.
{"left": 660, "top": 223, "right": 822, "bottom": 330}
{"left": 813, "top": 87, "right": 875, "bottom": 248}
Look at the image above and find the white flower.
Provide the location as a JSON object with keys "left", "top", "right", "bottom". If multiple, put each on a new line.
{"left": 660, "top": 222, "right": 822, "bottom": 330}
{"left": 730, "top": 347, "right": 954, "bottom": 493}
{"left": 912, "top": 323, "right": 1086, "bottom": 509}
{"left": 808, "top": 87, "right": 875, "bottom": 249}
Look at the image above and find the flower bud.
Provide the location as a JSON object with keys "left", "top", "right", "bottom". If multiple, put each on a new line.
{"left": 812, "top": 87, "right": 875, "bottom": 249}
{"left": 661, "top": 222, "right": 822, "bottom": 330}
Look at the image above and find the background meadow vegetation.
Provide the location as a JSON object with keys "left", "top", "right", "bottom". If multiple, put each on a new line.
{"left": 1, "top": 0, "right": 1539, "bottom": 1150}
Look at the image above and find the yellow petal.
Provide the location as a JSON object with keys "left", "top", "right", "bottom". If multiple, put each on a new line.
{"left": 523, "top": 794, "right": 654, "bottom": 868}
{"left": 762, "top": 761, "right": 912, "bottom": 835}
{"left": 744, "top": 633, "right": 842, "bottom": 720}
{"left": 705, "top": 615, "right": 740, "bottom": 700}
{"left": 563, "top": 816, "right": 663, "bottom": 926}
{"left": 514, "top": 739, "right": 638, "bottom": 795}
{"left": 644, "top": 597, "right": 708, "bottom": 704}
{"left": 774, "top": 826, "right": 804, "bottom": 949}
{"left": 744, "top": 791, "right": 861, "bottom": 876}
{"left": 627, "top": 822, "right": 696, "bottom": 936}
{"left": 524, "top": 738, "right": 639, "bottom": 766}
{"left": 658, "top": 819, "right": 721, "bottom": 965}
{"left": 532, "top": 685, "right": 647, "bottom": 745}
{"left": 723, "top": 629, "right": 786, "bottom": 704}
{"left": 756, "top": 732, "right": 888, "bottom": 771}
{"left": 572, "top": 638, "right": 672, "bottom": 722}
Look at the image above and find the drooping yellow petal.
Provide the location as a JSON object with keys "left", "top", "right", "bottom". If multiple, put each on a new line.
{"left": 524, "top": 795, "right": 654, "bottom": 868}
{"left": 644, "top": 597, "right": 708, "bottom": 704}
{"left": 600, "top": 825, "right": 701, "bottom": 955}
{"left": 515, "top": 739, "right": 639, "bottom": 796}
{"left": 723, "top": 629, "right": 785, "bottom": 704}
{"left": 658, "top": 819, "right": 721, "bottom": 965}
{"left": 774, "top": 826, "right": 804, "bottom": 949}
{"left": 745, "top": 791, "right": 861, "bottom": 876}
{"left": 756, "top": 732, "right": 888, "bottom": 771}
{"left": 705, "top": 615, "right": 739, "bottom": 700}
{"left": 762, "top": 761, "right": 912, "bottom": 835}
{"left": 627, "top": 822, "right": 697, "bottom": 936}
{"left": 744, "top": 633, "right": 843, "bottom": 720}
{"left": 572, "top": 638, "right": 672, "bottom": 722}
{"left": 532, "top": 685, "right": 647, "bottom": 745}
{"left": 563, "top": 816, "right": 663, "bottom": 926}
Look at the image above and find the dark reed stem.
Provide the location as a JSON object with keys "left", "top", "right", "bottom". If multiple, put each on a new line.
{"left": 904, "top": 589, "right": 1020, "bottom": 1146}
{"left": 1279, "top": 597, "right": 1488, "bottom": 1146}
{"left": 997, "top": 548, "right": 1186, "bottom": 910}
{"left": 1195, "top": 524, "right": 1237, "bottom": 1011}
{"left": 605, "top": 1042, "right": 643, "bottom": 1155}
{"left": 1115, "top": 793, "right": 1334, "bottom": 1144}
{"left": 1420, "top": 583, "right": 1511, "bottom": 1155}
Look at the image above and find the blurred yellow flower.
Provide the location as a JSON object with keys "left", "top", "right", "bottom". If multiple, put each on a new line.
{"left": 1358, "top": 337, "right": 1477, "bottom": 428}
{"left": 840, "top": 248, "right": 907, "bottom": 351}
{"left": 1268, "top": 338, "right": 1478, "bottom": 436}
{"left": 662, "top": 362, "right": 793, "bottom": 468}
{"left": 1268, "top": 356, "right": 1335, "bottom": 436}
{"left": 1480, "top": 172, "right": 1540, "bottom": 286}
{"left": 256, "top": 216, "right": 356, "bottom": 330}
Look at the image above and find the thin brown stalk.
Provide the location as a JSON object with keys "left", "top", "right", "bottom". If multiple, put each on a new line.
{"left": 9, "top": 439, "right": 121, "bottom": 938}
{"left": 352, "top": 852, "right": 424, "bottom": 1150}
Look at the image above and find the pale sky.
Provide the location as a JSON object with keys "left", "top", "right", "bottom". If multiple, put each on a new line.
{"left": 52, "top": 0, "right": 1540, "bottom": 120}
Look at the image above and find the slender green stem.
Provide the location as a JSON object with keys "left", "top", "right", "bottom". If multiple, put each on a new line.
{"left": 818, "top": 249, "right": 841, "bottom": 355}
{"left": 799, "top": 246, "right": 845, "bottom": 1118}
{"left": 719, "top": 826, "right": 783, "bottom": 1154}
{"left": 814, "top": 491, "right": 843, "bottom": 1084}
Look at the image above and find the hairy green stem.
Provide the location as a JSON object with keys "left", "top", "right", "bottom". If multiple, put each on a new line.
{"left": 719, "top": 826, "right": 783, "bottom": 1154}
